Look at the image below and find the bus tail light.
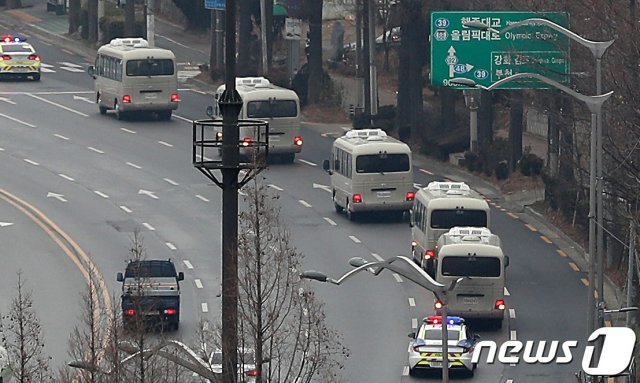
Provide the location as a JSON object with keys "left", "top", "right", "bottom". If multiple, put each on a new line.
{"left": 241, "top": 138, "right": 253, "bottom": 147}
{"left": 406, "top": 191, "right": 415, "bottom": 201}
{"left": 294, "top": 135, "right": 303, "bottom": 146}
{"left": 122, "top": 95, "right": 131, "bottom": 103}
{"left": 163, "top": 308, "right": 177, "bottom": 315}
{"left": 434, "top": 300, "right": 443, "bottom": 309}
{"left": 424, "top": 249, "right": 435, "bottom": 260}
{"left": 352, "top": 194, "right": 362, "bottom": 203}
{"left": 125, "top": 309, "right": 135, "bottom": 316}
{"left": 28, "top": 54, "right": 40, "bottom": 61}
{"left": 170, "top": 93, "right": 179, "bottom": 102}
{"left": 495, "top": 299, "right": 506, "bottom": 310}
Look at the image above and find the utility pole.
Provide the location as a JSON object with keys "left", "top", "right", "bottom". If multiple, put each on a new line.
{"left": 259, "top": 0, "right": 268, "bottom": 75}
{"left": 627, "top": 218, "right": 636, "bottom": 327}
{"left": 146, "top": 0, "right": 155, "bottom": 46}
{"left": 362, "top": 0, "right": 371, "bottom": 117}
{"left": 124, "top": 0, "right": 135, "bottom": 37}
{"left": 97, "top": 0, "right": 104, "bottom": 43}
{"left": 368, "top": 0, "right": 377, "bottom": 120}
{"left": 354, "top": 0, "right": 364, "bottom": 115}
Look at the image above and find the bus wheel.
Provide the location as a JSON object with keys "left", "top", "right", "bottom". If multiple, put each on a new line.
{"left": 346, "top": 200, "right": 356, "bottom": 221}
{"left": 115, "top": 102, "right": 126, "bottom": 120}
{"left": 333, "top": 193, "right": 343, "bottom": 213}
{"left": 99, "top": 106, "right": 107, "bottom": 115}
{"left": 282, "top": 153, "right": 295, "bottom": 163}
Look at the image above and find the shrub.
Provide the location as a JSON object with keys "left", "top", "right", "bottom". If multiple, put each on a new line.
{"left": 519, "top": 151, "right": 544, "bottom": 176}
{"left": 495, "top": 160, "right": 509, "bottom": 180}
{"left": 477, "top": 137, "right": 509, "bottom": 176}
{"left": 99, "top": 15, "right": 145, "bottom": 44}
{"left": 463, "top": 151, "right": 479, "bottom": 172}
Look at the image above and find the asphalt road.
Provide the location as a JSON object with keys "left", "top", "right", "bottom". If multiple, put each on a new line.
{"left": 0, "top": 27, "right": 589, "bottom": 382}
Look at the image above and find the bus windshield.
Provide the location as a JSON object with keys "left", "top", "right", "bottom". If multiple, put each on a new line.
{"left": 430, "top": 209, "right": 487, "bottom": 229}
{"left": 441, "top": 256, "right": 501, "bottom": 277}
{"left": 247, "top": 100, "right": 297, "bottom": 118}
{"left": 356, "top": 153, "right": 410, "bottom": 173}
{"left": 126, "top": 59, "right": 174, "bottom": 76}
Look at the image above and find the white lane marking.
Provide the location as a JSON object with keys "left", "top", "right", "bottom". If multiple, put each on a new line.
{"left": 40, "top": 67, "right": 56, "bottom": 73}
{"left": 298, "top": 159, "right": 317, "bottom": 166}
{"left": 60, "top": 66, "right": 85, "bottom": 73}
{"left": 298, "top": 200, "right": 312, "bottom": 208}
{"left": 138, "top": 189, "right": 158, "bottom": 199}
{"left": 201, "top": 303, "right": 209, "bottom": 313}
{"left": 183, "top": 260, "right": 194, "bottom": 269}
{"left": 142, "top": 222, "right": 155, "bottom": 231}
{"left": 371, "top": 253, "right": 384, "bottom": 262}
{"left": 0, "top": 148, "right": 4, "bottom": 151}
{"left": 411, "top": 318, "right": 418, "bottom": 329}
{"left": 173, "top": 114, "right": 192, "bottom": 123}
{"left": 341, "top": 126, "right": 351, "bottom": 131}
{"left": 59, "top": 61, "right": 83, "bottom": 68}
{"left": 119, "top": 205, "right": 132, "bottom": 213}
{"left": 510, "top": 330, "right": 517, "bottom": 341}
{"left": 504, "top": 287, "right": 510, "bottom": 296}
{"left": 323, "top": 217, "right": 337, "bottom": 226}
{"left": 158, "top": 140, "right": 174, "bottom": 147}
{"left": 120, "top": 127, "right": 136, "bottom": 134}
{"left": 195, "top": 153, "right": 213, "bottom": 162}
{"left": 408, "top": 298, "right": 416, "bottom": 307}
{"left": 268, "top": 184, "right": 283, "bottom": 191}
{"left": 393, "top": 273, "right": 403, "bottom": 283}
{"left": 88, "top": 146, "right": 104, "bottom": 154}
{"left": 506, "top": 380, "right": 513, "bottom": 383}
{"left": 26, "top": 93, "right": 88, "bottom": 117}
{"left": 312, "top": 183, "right": 332, "bottom": 193}
{"left": 194, "top": 279, "right": 203, "bottom": 289}
{"left": 0, "top": 113, "right": 36, "bottom": 128}
{"left": 402, "top": 366, "right": 409, "bottom": 376}
{"left": 0, "top": 221, "right": 13, "bottom": 227}
{"left": 0, "top": 91, "right": 94, "bottom": 95}
{"left": 47, "top": 192, "right": 67, "bottom": 202}
{"left": 23, "top": 159, "right": 39, "bottom": 166}
{"left": 54, "top": 133, "right": 69, "bottom": 140}
{"left": 349, "top": 235, "right": 361, "bottom": 243}
{"left": 0, "top": 97, "right": 15, "bottom": 105}
{"left": 94, "top": 190, "right": 109, "bottom": 199}
{"left": 509, "top": 308, "right": 516, "bottom": 319}
{"left": 419, "top": 168, "right": 434, "bottom": 175}
{"left": 164, "top": 178, "right": 179, "bottom": 186}
{"left": 126, "top": 162, "right": 142, "bottom": 169}
{"left": 58, "top": 174, "right": 75, "bottom": 182}
{"left": 72, "top": 95, "right": 93, "bottom": 103}
{"left": 196, "top": 195, "right": 210, "bottom": 202}
{"left": 166, "top": 242, "right": 177, "bottom": 250}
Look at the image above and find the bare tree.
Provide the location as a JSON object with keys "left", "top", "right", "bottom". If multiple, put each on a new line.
{"left": 3, "top": 271, "right": 52, "bottom": 383}
{"left": 237, "top": 181, "right": 348, "bottom": 383}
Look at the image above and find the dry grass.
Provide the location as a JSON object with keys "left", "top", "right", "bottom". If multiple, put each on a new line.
{"left": 301, "top": 104, "right": 351, "bottom": 124}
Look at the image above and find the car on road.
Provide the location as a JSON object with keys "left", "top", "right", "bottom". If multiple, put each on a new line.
{"left": 206, "top": 348, "right": 259, "bottom": 383}
{"left": 0, "top": 35, "right": 41, "bottom": 81}
{"left": 408, "top": 316, "right": 478, "bottom": 377}
{"left": 343, "top": 27, "right": 401, "bottom": 52}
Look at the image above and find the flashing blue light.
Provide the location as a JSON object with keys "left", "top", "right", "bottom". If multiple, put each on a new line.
{"left": 425, "top": 315, "right": 465, "bottom": 325}
{"left": 2, "top": 35, "right": 27, "bottom": 43}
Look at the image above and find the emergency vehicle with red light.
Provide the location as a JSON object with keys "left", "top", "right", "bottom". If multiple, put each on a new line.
{"left": 0, "top": 35, "right": 41, "bottom": 81}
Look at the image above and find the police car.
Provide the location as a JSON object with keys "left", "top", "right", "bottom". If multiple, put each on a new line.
{"left": 408, "top": 316, "right": 478, "bottom": 377}
{"left": 0, "top": 35, "right": 41, "bottom": 81}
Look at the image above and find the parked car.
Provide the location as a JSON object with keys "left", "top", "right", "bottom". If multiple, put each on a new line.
{"left": 343, "top": 27, "right": 401, "bottom": 52}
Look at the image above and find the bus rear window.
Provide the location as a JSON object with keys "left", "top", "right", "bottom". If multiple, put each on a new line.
{"left": 247, "top": 100, "right": 297, "bottom": 118}
{"left": 441, "top": 256, "right": 501, "bottom": 277}
{"left": 125, "top": 261, "right": 177, "bottom": 278}
{"left": 430, "top": 209, "right": 487, "bottom": 229}
{"left": 356, "top": 153, "right": 409, "bottom": 173}
{"left": 126, "top": 59, "right": 174, "bottom": 76}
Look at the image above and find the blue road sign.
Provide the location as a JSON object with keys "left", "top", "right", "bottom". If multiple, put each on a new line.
{"left": 205, "top": 0, "right": 225, "bottom": 10}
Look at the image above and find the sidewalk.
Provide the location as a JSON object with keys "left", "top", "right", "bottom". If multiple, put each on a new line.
{"left": 0, "top": 1, "right": 625, "bottom": 327}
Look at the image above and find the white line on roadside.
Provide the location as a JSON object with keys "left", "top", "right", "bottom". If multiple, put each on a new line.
{"left": 268, "top": 184, "right": 283, "bottom": 191}
{"left": 510, "top": 330, "right": 517, "bottom": 341}
{"left": 158, "top": 140, "right": 174, "bottom": 147}
{"left": 94, "top": 190, "right": 109, "bottom": 199}
{"left": 506, "top": 380, "right": 513, "bottom": 383}
{"left": 166, "top": 242, "right": 177, "bottom": 250}
{"left": 349, "top": 235, "right": 361, "bottom": 243}
{"left": 419, "top": 168, "right": 434, "bottom": 175}
{"left": 88, "top": 147, "right": 104, "bottom": 154}
{"left": 411, "top": 318, "right": 418, "bottom": 329}
{"left": 120, "top": 127, "right": 136, "bottom": 134}
{"left": 119, "top": 205, "right": 132, "bottom": 213}
{"left": 298, "top": 159, "right": 317, "bottom": 166}
{"left": 298, "top": 200, "right": 312, "bottom": 208}
{"left": 126, "top": 162, "right": 142, "bottom": 169}
{"left": 195, "top": 279, "right": 203, "bottom": 289}
{"left": 504, "top": 287, "right": 510, "bottom": 296}
{"left": 26, "top": 93, "right": 88, "bottom": 117}
{"left": 393, "top": 273, "right": 403, "bottom": 283}
{"left": 173, "top": 114, "right": 192, "bottom": 123}
{"left": 54, "top": 134, "right": 69, "bottom": 140}
{"left": 201, "top": 303, "right": 209, "bottom": 313}
{"left": 509, "top": 309, "right": 516, "bottom": 319}
{"left": 402, "top": 366, "right": 409, "bottom": 376}
{"left": 164, "top": 178, "right": 179, "bottom": 186}
{"left": 142, "top": 222, "right": 155, "bottom": 231}
{"left": 196, "top": 195, "right": 210, "bottom": 202}
{"left": 323, "top": 217, "right": 337, "bottom": 226}
{"left": 0, "top": 113, "right": 36, "bottom": 128}
{"left": 195, "top": 153, "right": 213, "bottom": 162}
{"left": 24, "top": 159, "right": 39, "bottom": 166}
{"left": 371, "top": 253, "right": 384, "bottom": 262}
{"left": 58, "top": 174, "right": 75, "bottom": 182}
{"left": 59, "top": 61, "right": 82, "bottom": 68}
{"left": 408, "top": 298, "right": 416, "bottom": 307}
{"left": 183, "top": 260, "right": 194, "bottom": 269}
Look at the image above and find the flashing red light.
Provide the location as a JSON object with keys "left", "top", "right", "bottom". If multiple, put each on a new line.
{"left": 2, "top": 36, "right": 11, "bottom": 43}
{"left": 294, "top": 135, "right": 303, "bottom": 146}
{"left": 495, "top": 299, "right": 506, "bottom": 310}
{"left": 241, "top": 137, "right": 253, "bottom": 147}
{"left": 427, "top": 315, "right": 441, "bottom": 324}
{"left": 406, "top": 191, "right": 415, "bottom": 201}
{"left": 424, "top": 249, "right": 435, "bottom": 260}
{"left": 245, "top": 369, "right": 259, "bottom": 377}
{"left": 170, "top": 93, "right": 179, "bottom": 102}
{"left": 163, "top": 308, "right": 177, "bottom": 315}
{"left": 122, "top": 95, "right": 131, "bottom": 103}
{"left": 352, "top": 194, "right": 362, "bottom": 203}
{"left": 125, "top": 309, "right": 135, "bottom": 316}
{"left": 434, "top": 300, "right": 443, "bottom": 309}
{"left": 27, "top": 54, "right": 40, "bottom": 61}
{"left": 0, "top": 55, "right": 10, "bottom": 61}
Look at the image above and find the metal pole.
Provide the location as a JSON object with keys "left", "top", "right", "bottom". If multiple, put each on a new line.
{"left": 587, "top": 109, "right": 597, "bottom": 354}
{"left": 627, "top": 219, "right": 636, "bottom": 327}
{"left": 595, "top": 56, "right": 604, "bottom": 326}
{"left": 355, "top": 0, "right": 364, "bottom": 112}
{"left": 146, "top": 0, "right": 155, "bottom": 46}
{"left": 368, "top": 0, "right": 377, "bottom": 119}
{"left": 260, "top": 0, "right": 268, "bottom": 75}
{"left": 362, "top": 0, "right": 371, "bottom": 116}
{"left": 441, "top": 301, "right": 449, "bottom": 383}
{"left": 97, "top": 0, "right": 103, "bottom": 43}
{"left": 470, "top": 106, "right": 478, "bottom": 152}
{"left": 216, "top": 10, "right": 224, "bottom": 70}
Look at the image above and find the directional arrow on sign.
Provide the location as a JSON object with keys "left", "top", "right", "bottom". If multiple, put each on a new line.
{"left": 73, "top": 95, "right": 94, "bottom": 104}
{"left": 312, "top": 183, "right": 332, "bottom": 193}
{"left": 0, "top": 97, "right": 16, "bottom": 105}
{"left": 0, "top": 221, "right": 14, "bottom": 227}
{"left": 47, "top": 192, "right": 67, "bottom": 202}
{"left": 446, "top": 46, "right": 458, "bottom": 78}
{"left": 138, "top": 189, "right": 158, "bottom": 199}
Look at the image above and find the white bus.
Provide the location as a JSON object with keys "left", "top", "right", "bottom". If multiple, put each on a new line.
{"left": 207, "top": 77, "right": 303, "bottom": 162}
{"left": 322, "top": 128, "right": 414, "bottom": 221}
{"left": 410, "top": 181, "right": 490, "bottom": 275}
{"left": 434, "top": 227, "right": 508, "bottom": 328}
{"left": 87, "top": 38, "right": 179, "bottom": 120}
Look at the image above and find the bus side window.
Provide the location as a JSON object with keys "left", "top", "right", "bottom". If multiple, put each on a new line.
{"left": 346, "top": 152, "right": 352, "bottom": 178}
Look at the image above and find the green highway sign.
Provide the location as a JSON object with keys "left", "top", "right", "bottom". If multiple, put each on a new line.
{"left": 430, "top": 11, "right": 570, "bottom": 89}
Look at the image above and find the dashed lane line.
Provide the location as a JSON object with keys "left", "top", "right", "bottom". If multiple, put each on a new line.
{"left": 183, "top": 260, "right": 194, "bottom": 269}
{"left": 298, "top": 200, "right": 312, "bottom": 208}
{"left": 126, "top": 162, "right": 142, "bottom": 169}
{"left": 54, "top": 133, "right": 69, "bottom": 140}
{"left": 88, "top": 146, "right": 104, "bottom": 154}
{"left": 509, "top": 309, "right": 516, "bottom": 319}
{"left": 26, "top": 93, "right": 88, "bottom": 117}
{"left": 58, "top": 174, "right": 75, "bottom": 182}
{"left": 419, "top": 168, "right": 433, "bottom": 175}
{"left": 402, "top": 366, "right": 409, "bottom": 376}
{"left": 393, "top": 273, "right": 403, "bottom": 283}
{"left": 504, "top": 287, "right": 510, "bottom": 296}
{"left": 540, "top": 235, "right": 552, "bottom": 244}
{"left": 557, "top": 249, "right": 567, "bottom": 257}
{"left": 94, "top": 190, "right": 109, "bottom": 199}
{"left": 349, "top": 235, "right": 361, "bottom": 243}
{"left": 298, "top": 159, "right": 317, "bottom": 166}
{"left": 120, "top": 127, "right": 136, "bottom": 134}
{"left": 173, "top": 114, "right": 192, "bottom": 123}
{"left": 0, "top": 113, "right": 36, "bottom": 128}
{"left": 164, "top": 178, "right": 179, "bottom": 186}
{"left": 507, "top": 212, "right": 518, "bottom": 219}
{"left": 408, "top": 298, "right": 416, "bottom": 307}
{"left": 196, "top": 195, "right": 210, "bottom": 202}
{"left": 23, "top": 159, "right": 39, "bottom": 166}
{"left": 142, "top": 222, "right": 155, "bottom": 231}
{"left": 411, "top": 318, "right": 418, "bottom": 329}
{"left": 201, "top": 303, "right": 209, "bottom": 313}
{"left": 268, "top": 184, "right": 283, "bottom": 191}
{"left": 569, "top": 262, "right": 580, "bottom": 272}
{"left": 119, "top": 205, "right": 132, "bottom": 213}
{"left": 510, "top": 330, "right": 517, "bottom": 341}
{"left": 581, "top": 278, "right": 589, "bottom": 286}
{"left": 166, "top": 242, "right": 177, "bottom": 250}
{"left": 158, "top": 140, "right": 174, "bottom": 147}
{"left": 371, "top": 253, "right": 384, "bottom": 262}
{"left": 195, "top": 279, "right": 203, "bottom": 289}
{"left": 524, "top": 223, "right": 538, "bottom": 232}
{"left": 323, "top": 217, "right": 337, "bottom": 226}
